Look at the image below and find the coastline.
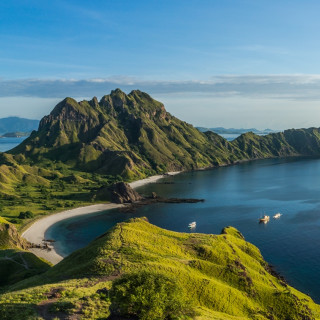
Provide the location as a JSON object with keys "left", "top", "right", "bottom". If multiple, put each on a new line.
{"left": 22, "top": 204, "right": 124, "bottom": 265}
{"left": 22, "top": 171, "right": 181, "bottom": 265}
{"left": 129, "top": 171, "right": 181, "bottom": 189}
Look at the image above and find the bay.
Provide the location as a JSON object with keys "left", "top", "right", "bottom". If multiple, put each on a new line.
{"left": 46, "top": 157, "right": 320, "bottom": 302}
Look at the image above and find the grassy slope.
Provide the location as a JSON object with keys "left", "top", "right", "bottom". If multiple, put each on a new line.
{"left": 11, "top": 90, "right": 246, "bottom": 178}
{"left": 0, "top": 218, "right": 50, "bottom": 288}
{"left": 1, "top": 218, "right": 319, "bottom": 319}
{"left": 0, "top": 151, "right": 121, "bottom": 229}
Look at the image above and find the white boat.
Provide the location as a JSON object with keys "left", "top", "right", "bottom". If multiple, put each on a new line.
{"left": 259, "top": 215, "right": 270, "bottom": 223}
{"left": 273, "top": 213, "right": 282, "bottom": 219}
{"left": 188, "top": 221, "right": 196, "bottom": 228}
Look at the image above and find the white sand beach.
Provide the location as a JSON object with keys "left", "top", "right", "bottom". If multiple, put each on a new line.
{"left": 22, "top": 203, "right": 123, "bottom": 265}
{"left": 129, "top": 171, "right": 181, "bottom": 189}
{"left": 22, "top": 171, "right": 181, "bottom": 265}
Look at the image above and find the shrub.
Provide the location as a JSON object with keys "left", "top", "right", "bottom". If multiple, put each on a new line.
{"left": 18, "top": 211, "right": 34, "bottom": 219}
{"left": 109, "top": 271, "right": 192, "bottom": 320}
{"left": 9, "top": 218, "right": 20, "bottom": 224}
{"left": 49, "top": 301, "right": 75, "bottom": 314}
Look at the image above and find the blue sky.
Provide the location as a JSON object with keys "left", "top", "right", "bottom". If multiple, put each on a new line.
{"left": 1, "top": 0, "right": 320, "bottom": 129}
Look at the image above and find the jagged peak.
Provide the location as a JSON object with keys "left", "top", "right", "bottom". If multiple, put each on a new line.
{"left": 110, "top": 88, "right": 126, "bottom": 96}
{"left": 50, "top": 97, "right": 79, "bottom": 117}
{"left": 89, "top": 96, "right": 99, "bottom": 108}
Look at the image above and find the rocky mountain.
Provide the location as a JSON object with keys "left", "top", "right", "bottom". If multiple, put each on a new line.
{"left": 9, "top": 89, "right": 320, "bottom": 183}
{"left": 1, "top": 218, "right": 319, "bottom": 319}
{"left": 0, "top": 117, "right": 39, "bottom": 135}
{"left": 10, "top": 89, "right": 248, "bottom": 179}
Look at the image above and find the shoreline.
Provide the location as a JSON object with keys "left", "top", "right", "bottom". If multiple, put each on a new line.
{"left": 129, "top": 171, "right": 181, "bottom": 189}
{"left": 22, "top": 171, "right": 182, "bottom": 265}
{"left": 22, "top": 203, "right": 124, "bottom": 265}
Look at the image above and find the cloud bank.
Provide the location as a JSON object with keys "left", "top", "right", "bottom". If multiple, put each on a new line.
{"left": 2, "top": 75, "right": 320, "bottom": 100}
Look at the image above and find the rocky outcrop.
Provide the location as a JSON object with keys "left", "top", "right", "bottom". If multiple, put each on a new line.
{"left": 95, "top": 182, "right": 143, "bottom": 204}
{"left": 0, "top": 221, "right": 29, "bottom": 250}
{"left": 109, "top": 182, "right": 143, "bottom": 204}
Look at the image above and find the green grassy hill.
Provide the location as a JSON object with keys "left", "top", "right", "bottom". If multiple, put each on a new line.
{"left": 11, "top": 89, "right": 248, "bottom": 179}
{"left": 1, "top": 218, "right": 319, "bottom": 319}
{"left": 0, "top": 217, "right": 50, "bottom": 288}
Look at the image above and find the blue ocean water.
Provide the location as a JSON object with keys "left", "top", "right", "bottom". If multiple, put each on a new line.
{"left": 0, "top": 137, "right": 27, "bottom": 152}
{"left": 47, "top": 157, "right": 320, "bottom": 301}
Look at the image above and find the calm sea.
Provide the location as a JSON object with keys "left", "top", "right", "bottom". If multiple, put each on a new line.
{"left": 47, "top": 157, "right": 320, "bottom": 302}
{"left": 0, "top": 137, "right": 27, "bottom": 152}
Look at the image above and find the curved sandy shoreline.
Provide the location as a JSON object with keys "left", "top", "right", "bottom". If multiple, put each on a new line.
{"left": 22, "top": 171, "right": 181, "bottom": 265}
{"left": 22, "top": 203, "right": 124, "bottom": 264}
{"left": 129, "top": 171, "right": 181, "bottom": 189}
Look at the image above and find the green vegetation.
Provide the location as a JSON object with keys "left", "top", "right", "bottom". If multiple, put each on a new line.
{"left": 110, "top": 271, "right": 192, "bottom": 319}
{"left": 0, "top": 152, "right": 119, "bottom": 230}
{"left": 0, "top": 249, "right": 50, "bottom": 287}
{"left": 0, "top": 218, "right": 319, "bottom": 319}
{"left": 18, "top": 211, "right": 34, "bottom": 219}
{"left": 1, "top": 90, "right": 320, "bottom": 318}
{"left": 0, "top": 217, "right": 50, "bottom": 287}
{"left": 0, "top": 89, "right": 320, "bottom": 227}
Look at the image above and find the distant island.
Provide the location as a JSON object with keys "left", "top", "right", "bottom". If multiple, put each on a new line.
{"left": 0, "top": 116, "right": 39, "bottom": 136}
{"left": 197, "top": 126, "right": 277, "bottom": 135}
{"left": 0, "top": 131, "right": 31, "bottom": 138}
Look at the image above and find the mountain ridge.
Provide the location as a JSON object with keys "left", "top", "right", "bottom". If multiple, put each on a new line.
{"left": 1, "top": 218, "right": 319, "bottom": 319}
{"left": 11, "top": 89, "right": 247, "bottom": 179}
{"left": 9, "top": 89, "right": 320, "bottom": 182}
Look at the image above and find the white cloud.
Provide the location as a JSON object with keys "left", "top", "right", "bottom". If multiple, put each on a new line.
{"left": 2, "top": 75, "right": 320, "bottom": 101}
{"left": 1, "top": 75, "right": 320, "bottom": 130}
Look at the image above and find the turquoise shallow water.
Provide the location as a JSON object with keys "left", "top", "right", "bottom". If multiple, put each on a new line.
{"left": 47, "top": 157, "right": 320, "bottom": 302}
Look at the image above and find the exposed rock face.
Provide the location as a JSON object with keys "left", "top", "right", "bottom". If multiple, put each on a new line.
{"left": 0, "top": 222, "right": 29, "bottom": 250}
{"left": 109, "top": 182, "right": 143, "bottom": 204}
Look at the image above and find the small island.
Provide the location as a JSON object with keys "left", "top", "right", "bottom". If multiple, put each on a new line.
{"left": 0, "top": 131, "right": 31, "bottom": 138}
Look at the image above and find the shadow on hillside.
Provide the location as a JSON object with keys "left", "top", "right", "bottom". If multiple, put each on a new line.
{"left": 0, "top": 303, "right": 37, "bottom": 320}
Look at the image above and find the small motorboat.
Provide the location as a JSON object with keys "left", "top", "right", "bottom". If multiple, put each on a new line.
{"left": 273, "top": 213, "right": 282, "bottom": 219}
{"left": 188, "top": 221, "right": 196, "bottom": 228}
{"left": 259, "top": 215, "right": 270, "bottom": 223}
